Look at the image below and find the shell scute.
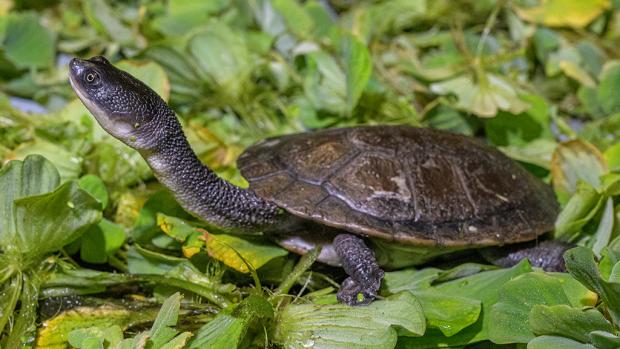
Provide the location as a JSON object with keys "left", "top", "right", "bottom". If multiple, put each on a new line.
{"left": 238, "top": 125, "right": 558, "bottom": 246}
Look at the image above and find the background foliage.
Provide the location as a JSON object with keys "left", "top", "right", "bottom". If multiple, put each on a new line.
{"left": 1, "top": 0, "right": 620, "bottom": 348}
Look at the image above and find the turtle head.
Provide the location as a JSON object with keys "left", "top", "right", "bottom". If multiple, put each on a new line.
{"left": 69, "top": 56, "right": 171, "bottom": 151}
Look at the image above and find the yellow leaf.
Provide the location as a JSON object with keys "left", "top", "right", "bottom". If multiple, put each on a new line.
{"left": 515, "top": 0, "right": 610, "bottom": 28}
{"left": 551, "top": 139, "right": 608, "bottom": 196}
{"left": 203, "top": 230, "right": 288, "bottom": 273}
{"left": 559, "top": 61, "right": 596, "bottom": 87}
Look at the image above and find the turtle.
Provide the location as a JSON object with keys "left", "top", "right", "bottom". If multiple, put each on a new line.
{"left": 68, "top": 56, "right": 568, "bottom": 306}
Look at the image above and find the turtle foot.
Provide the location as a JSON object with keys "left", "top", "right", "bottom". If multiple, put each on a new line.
{"left": 337, "top": 276, "right": 381, "bottom": 306}
{"left": 333, "top": 233, "right": 385, "bottom": 306}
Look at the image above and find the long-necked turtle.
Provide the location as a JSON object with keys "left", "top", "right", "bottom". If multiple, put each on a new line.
{"left": 69, "top": 56, "right": 567, "bottom": 305}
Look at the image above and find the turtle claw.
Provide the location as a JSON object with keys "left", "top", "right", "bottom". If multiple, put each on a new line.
{"left": 337, "top": 277, "right": 379, "bottom": 306}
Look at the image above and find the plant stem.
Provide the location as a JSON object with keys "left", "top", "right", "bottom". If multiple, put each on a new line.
{"left": 270, "top": 248, "right": 320, "bottom": 302}
{"left": 138, "top": 274, "right": 232, "bottom": 309}
{"left": 0, "top": 273, "right": 22, "bottom": 337}
{"left": 5, "top": 272, "right": 39, "bottom": 348}
{"left": 108, "top": 254, "right": 128, "bottom": 273}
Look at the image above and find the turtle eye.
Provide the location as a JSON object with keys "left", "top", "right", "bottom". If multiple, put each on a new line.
{"left": 85, "top": 72, "right": 99, "bottom": 84}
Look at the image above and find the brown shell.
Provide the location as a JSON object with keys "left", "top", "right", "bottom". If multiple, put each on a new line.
{"left": 237, "top": 125, "right": 559, "bottom": 247}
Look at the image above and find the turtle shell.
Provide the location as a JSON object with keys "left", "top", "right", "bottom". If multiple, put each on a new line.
{"left": 237, "top": 125, "right": 558, "bottom": 247}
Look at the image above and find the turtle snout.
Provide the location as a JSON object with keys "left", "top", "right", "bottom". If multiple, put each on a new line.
{"left": 69, "top": 58, "right": 87, "bottom": 77}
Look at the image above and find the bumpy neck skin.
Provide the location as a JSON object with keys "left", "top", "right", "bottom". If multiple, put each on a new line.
{"left": 142, "top": 110, "right": 281, "bottom": 233}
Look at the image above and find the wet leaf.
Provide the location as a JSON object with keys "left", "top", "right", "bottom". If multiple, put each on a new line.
{"left": 273, "top": 292, "right": 425, "bottom": 349}
{"left": 589, "top": 331, "right": 620, "bottom": 349}
{"left": 529, "top": 305, "right": 613, "bottom": 343}
{"left": 188, "top": 295, "right": 272, "bottom": 349}
{"left": 564, "top": 247, "right": 620, "bottom": 324}
{"left": 0, "top": 155, "right": 101, "bottom": 258}
{"left": 488, "top": 272, "right": 596, "bottom": 344}
{"left": 37, "top": 305, "right": 155, "bottom": 348}
{"left": 398, "top": 261, "right": 532, "bottom": 347}
{"left": 528, "top": 335, "right": 597, "bottom": 349}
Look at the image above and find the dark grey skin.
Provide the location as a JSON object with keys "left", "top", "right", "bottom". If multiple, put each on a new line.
{"left": 69, "top": 56, "right": 569, "bottom": 306}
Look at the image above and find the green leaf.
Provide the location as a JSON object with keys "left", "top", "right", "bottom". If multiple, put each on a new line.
{"left": 430, "top": 73, "right": 529, "bottom": 118}
{"left": 488, "top": 273, "right": 596, "bottom": 344}
{"left": 10, "top": 139, "right": 83, "bottom": 181}
{"left": 529, "top": 305, "right": 613, "bottom": 343}
{"left": 160, "top": 332, "right": 193, "bottom": 349}
{"left": 343, "top": 35, "right": 372, "bottom": 114}
{"left": 82, "top": 0, "right": 137, "bottom": 46}
{"left": 126, "top": 246, "right": 237, "bottom": 308}
{"left": 12, "top": 181, "right": 101, "bottom": 257}
{"left": 189, "top": 22, "right": 252, "bottom": 98}
{"left": 590, "top": 197, "right": 615, "bottom": 257}
{"left": 0, "top": 155, "right": 59, "bottom": 247}
{"left": 604, "top": 142, "right": 620, "bottom": 172}
{"left": 273, "top": 292, "right": 425, "bottom": 349}
{"left": 68, "top": 326, "right": 123, "bottom": 349}
{"left": 528, "top": 335, "right": 597, "bottom": 349}
{"left": 188, "top": 313, "right": 245, "bottom": 349}
{"left": 589, "top": 331, "right": 620, "bottom": 349}
{"left": 3, "top": 12, "right": 55, "bottom": 69}
{"left": 271, "top": 0, "right": 315, "bottom": 38}
{"left": 152, "top": 0, "right": 226, "bottom": 37}
{"left": 382, "top": 268, "right": 441, "bottom": 293}
{"left": 399, "top": 260, "right": 532, "bottom": 347}
{"left": 381, "top": 268, "right": 481, "bottom": 336}
{"left": 367, "top": 0, "right": 427, "bottom": 35}
{"left": 149, "top": 292, "right": 181, "bottom": 346}
{"left": 303, "top": 51, "right": 347, "bottom": 115}
{"left": 188, "top": 295, "right": 273, "bottom": 349}
{"left": 78, "top": 174, "right": 109, "bottom": 209}
{"left": 414, "top": 291, "right": 481, "bottom": 337}
{"left": 132, "top": 190, "right": 192, "bottom": 244}
{"left": 39, "top": 301, "right": 156, "bottom": 348}
{"left": 485, "top": 94, "right": 553, "bottom": 146}
{"left": 564, "top": 247, "right": 620, "bottom": 324}
{"left": 86, "top": 141, "right": 152, "bottom": 189}
{"left": 554, "top": 181, "right": 604, "bottom": 239}
{"left": 499, "top": 138, "right": 557, "bottom": 169}
{"left": 80, "top": 219, "right": 126, "bottom": 264}
{"left": 0, "top": 155, "right": 101, "bottom": 259}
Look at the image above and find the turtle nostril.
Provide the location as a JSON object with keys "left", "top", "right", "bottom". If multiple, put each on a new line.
{"left": 69, "top": 58, "right": 85, "bottom": 75}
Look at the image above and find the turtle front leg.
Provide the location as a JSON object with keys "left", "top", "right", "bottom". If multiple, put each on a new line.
{"left": 334, "top": 234, "right": 385, "bottom": 306}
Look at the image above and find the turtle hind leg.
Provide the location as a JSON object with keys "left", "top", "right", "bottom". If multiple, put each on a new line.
{"left": 481, "top": 240, "right": 574, "bottom": 272}
{"left": 333, "top": 234, "right": 385, "bottom": 306}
